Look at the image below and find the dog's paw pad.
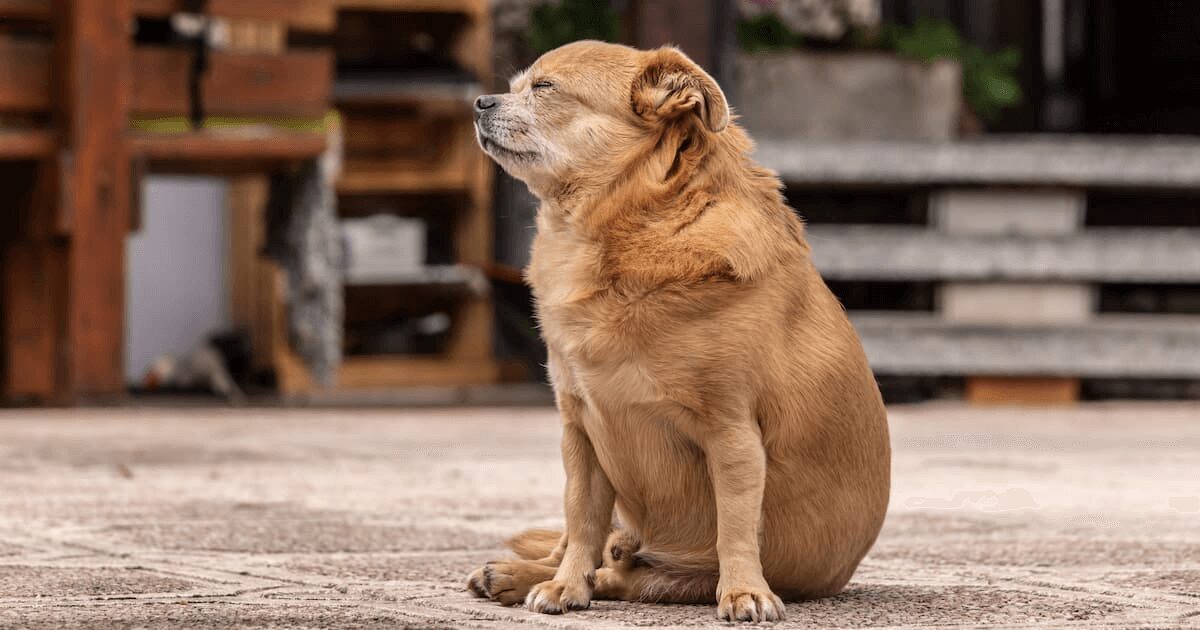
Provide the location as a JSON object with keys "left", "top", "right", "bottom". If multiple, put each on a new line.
{"left": 465, "top": 566, "right": 488, "bottom": 598}
{"left": 464, "top": 561, "right": 533, "bottom": 606}
{"left": 717, "top": 586, "right": 785, "bottom": 623}
{"left": 525, "top": 579, "right": 591, "bottom": 615}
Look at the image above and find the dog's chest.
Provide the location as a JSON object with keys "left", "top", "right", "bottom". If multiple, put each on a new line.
{"left": 530, "top": 246, "right": 669, "bottom": 408}
{"left": 541, "top": 295, "right": 667, "bottom": 409}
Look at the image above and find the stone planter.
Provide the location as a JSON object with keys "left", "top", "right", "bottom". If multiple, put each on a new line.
{"left": 735, "top": 51, "right": 962, "bottom": 142}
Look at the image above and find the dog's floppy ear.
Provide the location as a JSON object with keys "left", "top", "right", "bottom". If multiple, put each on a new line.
{"left": 631, "top": 47, "right": 729, "bottom": 133}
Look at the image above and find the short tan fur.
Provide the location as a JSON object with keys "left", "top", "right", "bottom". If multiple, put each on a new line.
{"left": 467, "top": 41, "right": 891, "bottom": 623}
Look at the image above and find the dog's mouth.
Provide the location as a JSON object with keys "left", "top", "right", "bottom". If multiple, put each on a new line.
{"left": 478, "top": 133, "right": 538, "bottom": 163}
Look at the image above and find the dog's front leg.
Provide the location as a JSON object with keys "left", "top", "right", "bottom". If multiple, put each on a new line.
{"left": 526, "top": 395, "right": 615, "bottom": 614}
{"left": 702, "top": 421, "right": 785, "bottom": 622}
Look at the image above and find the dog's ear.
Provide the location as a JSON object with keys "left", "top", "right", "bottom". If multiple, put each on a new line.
{"left": 631, "top": 47, "right": 729, "bottom": 133}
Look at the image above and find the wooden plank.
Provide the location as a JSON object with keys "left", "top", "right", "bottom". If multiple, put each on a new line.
{"left": 275, "top": 349, "right": 501, "bottom": 394}
{"left": 337, "top": 169, "right": 469, "bottom": 194}
{"left": 966, "top": 377, "right": 1080, "bottom": 406}
{"left": 226, "top": 18, "right": 286, "bottom": 54}
{"left": 55, "top": 0, "right": 133, "bottom": 398}
{"left": 444, "top": 123, "right": 494, "bottom": 361}
{"left": 2, "top": 37, "right": 335, "bottom": 127}
{"left": 337, "top": 356, "right": 500, "bottom": 389}
{"left": 445, "top": 0, "right": 489, "bottom": 82}
{"left": 0, "top": 0, "right": 50, "bottom": 20}
{"left": 1, "top": 240, "right": 63, "bottom": 400}
{"left": 444, "top": 295, "right": 492, "bottom": 360}
{"left": 131, "top": 47, "right": 333, "bottom": 118}
{"left": 335, "top": 0, "right": 485, "bottom": 17}
{"left": 132, "top": 0, "right": 335, "bottom": 32}
{"left": 130, "top": 131, "right": 326, "bottom": 171}
{"left": 0, "top": 35, "right": 51, "bottom": 112}
{"left": 227, "top": 177, "right": 261, "bottom": 332}
{"left": 226, "top": 176, "right": 281, "bottom": 373}
{"left": 0, "top": 129, "right": 53, "bottom": 159}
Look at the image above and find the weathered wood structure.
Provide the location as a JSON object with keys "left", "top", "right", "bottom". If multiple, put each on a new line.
{"left": 0, "top": 0, "right": 336, "bottom": 403}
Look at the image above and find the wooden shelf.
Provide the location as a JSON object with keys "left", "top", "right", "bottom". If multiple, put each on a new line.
{"left": 334, "top": 77, "right": 477, "bottom": 111}
{"left": 0, "top": 128, "right": 52, "bottom": 160}
{"left": 132, "top": 47, "right": 334, "bottom": 119}
{"left": 277, "top": 351, "right": 501, "bottom": 392}
{"left": 0, "top": 35, "right": 51, "bottom": 114}
{"left": 0, "top": 0, "right": 50, "bottom": 21}
{"left": 0, "top": 2, "right": 337, "bottom": 31}
{"left": 131, "top": 130, "right": 326, "bottom": 172}
{"left": 133, "top": 0, "right": 336, "bottom": 32}
{"left": 340, "top": 355, "right": 500, "bottom": 388}
{"left": 344, "top": 263, "right": 488, "bottom": 289}
{"left": 262, "top": 0, "right": 499, "bottom": 395}
{"left": 2, "top": 39, "right": 334, "bottom": 119}
{"left": 335, "top": 0, "right": 486, "bottom": 17}
{"left": 338, "top": 169, "right": 470, "bottom": 194}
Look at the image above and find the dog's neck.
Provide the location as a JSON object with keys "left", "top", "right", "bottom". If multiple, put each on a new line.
{"left": 534, "top": 122, "right": 750, "bottom": 241}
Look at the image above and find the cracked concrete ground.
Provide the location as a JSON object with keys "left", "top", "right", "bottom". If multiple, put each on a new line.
{"left": 0, "top": 403, "right": 1197, "bottom": 629}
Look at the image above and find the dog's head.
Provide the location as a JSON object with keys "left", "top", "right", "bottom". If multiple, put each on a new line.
{"left": 473, "top": 41, "right": 729, "bottom": 198}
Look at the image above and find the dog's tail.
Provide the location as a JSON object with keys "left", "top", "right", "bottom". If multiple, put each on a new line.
{"left": 505, "top": 528, "right": 562, "bottom": 560}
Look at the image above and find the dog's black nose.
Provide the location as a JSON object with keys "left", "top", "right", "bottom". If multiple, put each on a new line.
{"left": 474, "top": 95, "right": 498, "bottom": 120}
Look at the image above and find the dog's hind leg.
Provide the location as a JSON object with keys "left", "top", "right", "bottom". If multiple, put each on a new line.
{"left": 591, "top": 529, "right": 718, "bottom": 604}
{"left": 594, "top": 565, "right": 717, "bottom": 604}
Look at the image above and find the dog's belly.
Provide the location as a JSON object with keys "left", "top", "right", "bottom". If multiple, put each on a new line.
{"left": 579, "top": 398, "right": 718, "bottom": 548}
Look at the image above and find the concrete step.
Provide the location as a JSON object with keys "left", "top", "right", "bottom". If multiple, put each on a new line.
{"left": 807, "top": 226, "right": 1200, "bottom": 282}
{"left": 849, "top": 312, "right": 1200, "bottom": 378}
{"left": 756, "top": 135, "right": 1200, "bottom": 188}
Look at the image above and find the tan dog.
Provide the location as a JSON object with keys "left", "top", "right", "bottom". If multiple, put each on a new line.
{"left": 466, "top": 41, "right": 890, "bottom": 622}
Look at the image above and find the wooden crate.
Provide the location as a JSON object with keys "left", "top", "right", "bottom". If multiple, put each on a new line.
{"left": 0, "top": 1, "right": 338, "bottom": 403}
{"left": 217, "top": 0, "right": 501, "bottom": 396}
{"left": 340, "top": 107, "right": 476, "bottom": 193}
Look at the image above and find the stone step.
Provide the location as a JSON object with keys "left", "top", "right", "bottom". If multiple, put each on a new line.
{"left": 938, "top": 283, "right": 1095, "bottom": 325}
{"left": 849, "top": 312, "right": 1200, "bottom": 378}
{"left": 756, "top": 135, "right": 1200, "bottom": 188}
{"left": 931, "top": 189, "right": 1083, "bottom": 236}
{"left": 807, "top": 225, "right": 1200, "bottom": 282}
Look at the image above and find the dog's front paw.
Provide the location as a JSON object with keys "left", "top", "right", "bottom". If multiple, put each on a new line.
{"left": 466, "top": 561, "right": 553, "bottom": 606}
{"left": 717, "top": 585, "right": 785, "bottom": 622}
{"left": 525, "top": 579, "right": 591, "bottom": 614}
{"left": 466, "top": 565, "right": 489, "bottom": 598}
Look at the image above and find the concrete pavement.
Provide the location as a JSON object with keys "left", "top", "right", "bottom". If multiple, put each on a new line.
{"left": 0, "top": 403, "right": 1197, "bottom": 628}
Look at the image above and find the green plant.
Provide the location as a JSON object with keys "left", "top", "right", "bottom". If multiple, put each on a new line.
{"left": 736, "top": 13, "right": 803, "bottom": 53}
{"left": 528, "top": 0, "right": 621, "bottom": 55}
{"left": 885, "top": 18, "right": 1023, "bottom": 122}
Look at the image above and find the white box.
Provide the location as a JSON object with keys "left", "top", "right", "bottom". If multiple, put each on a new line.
{"left": 341, "top": 215, "right": 426, "bottom": 282}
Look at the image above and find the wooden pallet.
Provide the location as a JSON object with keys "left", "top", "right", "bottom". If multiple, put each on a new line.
{"left": 222, "top": 0, "right": 501, "bottom": 395}
{"left": 0, "top": 1, "right": 336, "bottom": 403}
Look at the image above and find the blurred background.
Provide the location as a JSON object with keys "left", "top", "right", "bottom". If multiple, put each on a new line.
{"left": 1, "top": 0, "right": 1199, "bottom": 407}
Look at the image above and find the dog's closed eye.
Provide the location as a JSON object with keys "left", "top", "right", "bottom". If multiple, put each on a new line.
{"left": 533, "top": 80, "right": 554, "bottom": 90}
